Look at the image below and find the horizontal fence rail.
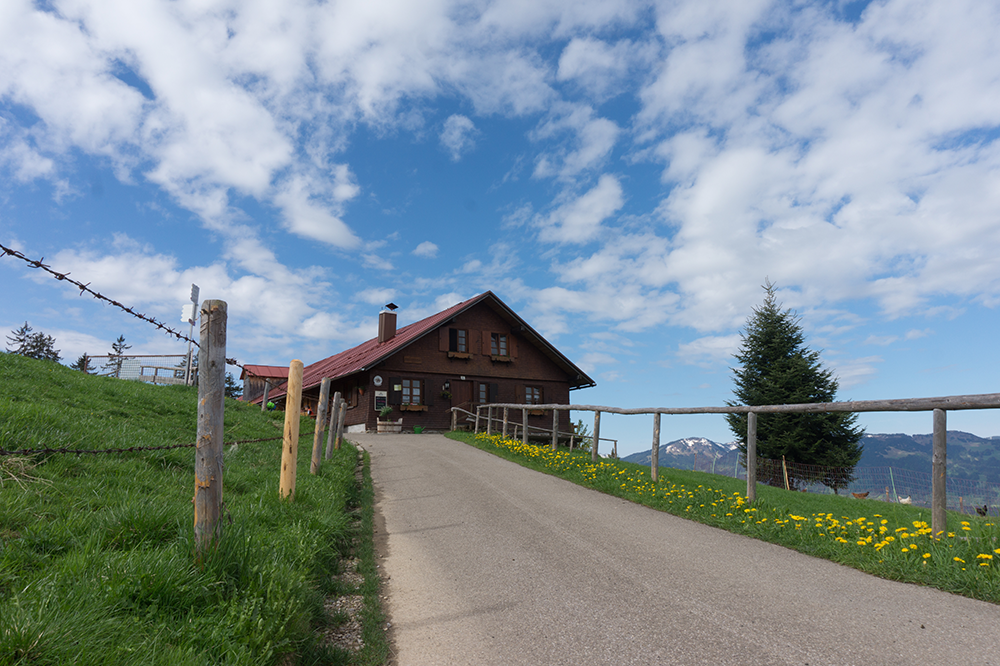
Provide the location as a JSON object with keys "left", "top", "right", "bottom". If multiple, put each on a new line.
{"left": 472, "top": 393, "right": 1000, "bottom": 539}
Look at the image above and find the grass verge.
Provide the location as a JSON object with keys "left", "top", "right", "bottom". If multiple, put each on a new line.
{"left": 447, "top": 430, "right": 1000, "bottom": 604}
{"left": 0, "top": 353, "right": 387, "bottom": 665}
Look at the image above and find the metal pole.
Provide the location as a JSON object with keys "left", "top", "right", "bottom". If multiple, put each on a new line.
{"left": 194, "top": 300, "right": 226, "bottom": 560}
{"left": 932, "top": 409, "right": 947, "bottom": 538}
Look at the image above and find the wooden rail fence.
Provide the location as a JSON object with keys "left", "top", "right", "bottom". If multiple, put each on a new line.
{"left": 470, "top": 393, "right": 1000, "bottom": 539}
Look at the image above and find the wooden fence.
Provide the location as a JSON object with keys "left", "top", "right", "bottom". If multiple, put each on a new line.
{"left": 470, "top": 393, "right": 1000, "bottom": 540}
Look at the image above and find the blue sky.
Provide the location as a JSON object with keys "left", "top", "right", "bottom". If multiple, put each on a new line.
{"left": 2, "top": 0, "right": 999, "bottom": 457}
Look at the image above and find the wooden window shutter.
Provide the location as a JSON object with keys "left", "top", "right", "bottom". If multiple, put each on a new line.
{"left": 388, "top": 377, "right": 402, "bottom": 405}
{"left": 482, "top": 332, "right": 492, "bottom": 356}
{"left": 490, "top": 383, "right": 499, "bottom": 403}
{"left": 509, "top": 334, "right": 518, "bottom": 358}
{"left": 439, "top": 328, "right": 449, "bottom": 352}
{"left": 515, "top": 384, "right": 524, "bottom": 403}
{"left": 423, "top": 378, "right": 433, "bottom": 405}
{"left": 469, "top": 330, "right": 480, "bottom": 355}
{"left": 449, "top": 328, "right": 458, "bottom": 352}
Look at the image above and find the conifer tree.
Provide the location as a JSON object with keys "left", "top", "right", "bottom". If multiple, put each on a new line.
{"left": 70, "top": 353, "right": 97, "bottom": 373}
{"left": 726, "top": 282, "right": 863, "bottom": 492}
{"left": 6, "top": 322, "right": 61, "bottom": 362}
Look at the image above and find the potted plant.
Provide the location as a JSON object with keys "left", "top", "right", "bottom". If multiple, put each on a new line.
{"left": 377, "top": 406, "right": 401, "bottom": 434}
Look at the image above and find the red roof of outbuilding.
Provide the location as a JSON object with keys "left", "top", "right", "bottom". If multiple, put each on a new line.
{"left": 240, "top": 365, "right": 290, "bottom": 381}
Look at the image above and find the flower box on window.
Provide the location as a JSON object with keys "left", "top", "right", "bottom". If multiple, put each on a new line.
{"left": 399, "top": 404, "right": 427, "bottom": 412}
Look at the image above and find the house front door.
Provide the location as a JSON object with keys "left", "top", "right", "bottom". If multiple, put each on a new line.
{"left": 451, "top": 380, "right": 473, "bottom": 414}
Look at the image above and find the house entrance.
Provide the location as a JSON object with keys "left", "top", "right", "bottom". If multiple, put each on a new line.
{"left": 451, "top": 380, "right": 473, "bottom": 413}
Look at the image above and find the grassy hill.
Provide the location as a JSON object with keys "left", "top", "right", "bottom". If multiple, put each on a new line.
{"left": 0, "top": 353, "right": 386, "bottom": 665}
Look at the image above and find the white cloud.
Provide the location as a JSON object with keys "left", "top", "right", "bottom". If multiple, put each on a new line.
{"left": 532, "top": 103, "right": 620, "bottom": 180}
{"left": 413, "top": 241, "right": 439, "bottom": 258}
{"left": 440, "top": 115, "right": 477, "bottom": 161}
{"left": 538, "top": 174, "right": 624, "bottom": 244}
{"left": 678, "top": 335, "right": 741, "bottom": 366}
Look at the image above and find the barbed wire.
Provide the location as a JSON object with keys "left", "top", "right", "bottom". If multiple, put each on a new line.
{"left": 0, "top": 435, "right": 286, "bottom": 457}
{"left": 0, "top": 242, "right": 243, "bottom": 369}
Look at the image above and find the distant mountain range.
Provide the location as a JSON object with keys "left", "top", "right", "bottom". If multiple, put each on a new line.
{"left": 622, "top": 431, "right": 1000, "bottom": 483}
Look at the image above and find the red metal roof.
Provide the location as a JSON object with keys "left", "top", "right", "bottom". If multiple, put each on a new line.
{"left": 263, "top": 291, "right": 595, "bottom": 401}
{"left": 240, "top": 364, "right": 290, "bottom": 380}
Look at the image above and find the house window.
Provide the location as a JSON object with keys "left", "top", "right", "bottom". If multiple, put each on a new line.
{"left": 401, "top": 378, "right": 422, "bottom": 405}
{"left": 449, "top": 328, "right": 468, "bottom": 353}
{"left": 525, "top": 386, "right": 543, "bottom": 404}
{"left": 491, "top": 333, "right": 508, "bottom": 357}
{"left": 478, "top": 383, "right": 489, "bottom": 403}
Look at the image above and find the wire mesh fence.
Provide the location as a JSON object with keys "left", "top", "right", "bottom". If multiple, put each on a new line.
{"left": 84, "top": 353, "right": 191, "bottom": 385}
{"left": 668, "top": 451, "right": 998, "bottom": 516}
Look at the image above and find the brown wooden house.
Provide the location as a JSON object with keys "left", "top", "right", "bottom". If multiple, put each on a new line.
{"left": 258, "top": 291, "right": 595, "bottom": 435}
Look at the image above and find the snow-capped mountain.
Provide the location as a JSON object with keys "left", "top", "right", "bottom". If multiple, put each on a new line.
{"left": 622, "top": 437, "right": 739, "bottom": 466}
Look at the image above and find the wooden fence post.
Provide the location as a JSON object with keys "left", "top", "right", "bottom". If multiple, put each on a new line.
{"left": 194, "top": 299, "right": 226, "bottom": 560}
{"left": 651, "top": 412, "right": 660, "bottom": 483}
{"left": 261, "top": 379, "right": 270, "bottom": 412}
{"left": 487, "top": 407, "right": 493, "bottom": 435}
{"left": 551, "top": 409, "right": 559, "bottom": 450}
{"left": 311, "top": 378, "right": 331, "bottom": 474}
{"left": 747, "top": 412, "right": 757, "bottom": 503}
{"left": 335, "top": 399, "right": 346, "bottom": 450}
{"left": 522, "top": 408, "right": 529, "bottom": 444}
{"left": 325, "top": 391, "right": 341, "bottom": 459}
{"left": 474, "top": 406, "right": 481, "bottom": 433}
{"left": 502, "top": 407, "right": 509, "bottom": 438}
{"left": 279, "top": 360, "right": 304, "bottom": 499}
{"left": 451, "top": 408, "right": 458, "bottom": 431}
{"left": 932, "top": 409, "right": 947, "bottom": 538}
{"left": 591, "top": 411, "right": 601, "bottom": 461}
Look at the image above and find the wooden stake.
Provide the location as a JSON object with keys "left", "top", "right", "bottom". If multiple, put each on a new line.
{"left": 551, "top": 409, "right": 559, "bottom": 451}
{"left": 279, "top": 360, "right": 304, "bottom": 499}
{"left": 194, "top": 300, "right": 226, "bottom": 560}
{"left": 325, "top": 391, "right": 341, "bottom": 459}
{"left": 335, "top": 399, "right": 346, "bottom": 450}
{"left": 311, "top": 378, "right": 331, "bottom": 475}
{"left": 651, "top": 413, "right": 660, "bottom": 483}
{"left": 522, "top": 408, "right": 528, "bottom": 445}
{"left": 782, "top": 455, "right": 790, "bottom": 490}
{"left": 591, "top": 411, "right": 601, "bottom": 461}
{"left": 932, "top": 409, "right": 947, "bottom": 538}
{"left": 747, "top": 412, "right": 757, "bottom": 503}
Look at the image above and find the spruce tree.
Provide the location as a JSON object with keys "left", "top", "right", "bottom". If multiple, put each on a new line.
{"left": 70, "top": 354, "right": 97, "bottom": 373}
{"left": 726, "top": 282, "right": 863, "bottom": 492}
{"left": 6, "top": 322, "right": 61, "bottom": 362}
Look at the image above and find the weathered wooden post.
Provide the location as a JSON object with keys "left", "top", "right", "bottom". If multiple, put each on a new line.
{"left": 747, "top": 411, "right": 757, "bottom": 503}
{"left": 551, "top": 408, "right": 558, "bottom": 450}
{"left": 194, "top": 299, "right": 226, "bottom": 560}
{"left": 932, "top": 409, "right": 947, "bottom": 538}
{"left": 474, "top": 406, "right": 481, "bottom": 433}
{"left": 522, "top": 408, "right": 528, "bottom": 444}
{"left": 502, "top": 407, "right": 509, "bottom": 438}
{"left": 451, "top": 407, "right": 458, "bottom": 431}
{"left": 486, "top": 406, "right": 493, "bottom": 435}
{"left": 311, "top": 378, "right": 331, "bottom": 475}
{"left": 335, "top": 399, "right": 346, "bottom": 450}
{"left": 261, "top": 379, "right": 270, "bottom": 412}
{"left": 651, "top": 412, "right": 660, "bottom": 483}
{"left": 325, "top": 391, "right": 341, "bottom": 459}
{"left": 279, "top": 360, "right": 304, "bottom": 499}
{"left": 591, "top": 411, "right": 601, "bottom": 461}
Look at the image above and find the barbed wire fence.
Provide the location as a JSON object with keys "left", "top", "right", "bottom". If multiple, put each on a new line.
{"left": 0, "top": 242, "right": 243, "bottom": 370}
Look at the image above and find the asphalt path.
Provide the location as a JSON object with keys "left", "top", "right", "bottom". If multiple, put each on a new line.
{"left": 353, "top": 432, "right": 1000, "bottom": 665}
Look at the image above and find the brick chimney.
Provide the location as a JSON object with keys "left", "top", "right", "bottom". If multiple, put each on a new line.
{"left": 378, "top": 305, "right": 397, "bottom": 343}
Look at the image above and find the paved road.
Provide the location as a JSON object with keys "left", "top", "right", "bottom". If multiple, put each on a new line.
{"left": 353, "top": 433, "right": 1000, "bottom": 666}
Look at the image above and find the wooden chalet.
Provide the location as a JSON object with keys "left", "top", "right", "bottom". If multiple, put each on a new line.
{"left": 259, "top": 291, "right": 595, "bottom": 435}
